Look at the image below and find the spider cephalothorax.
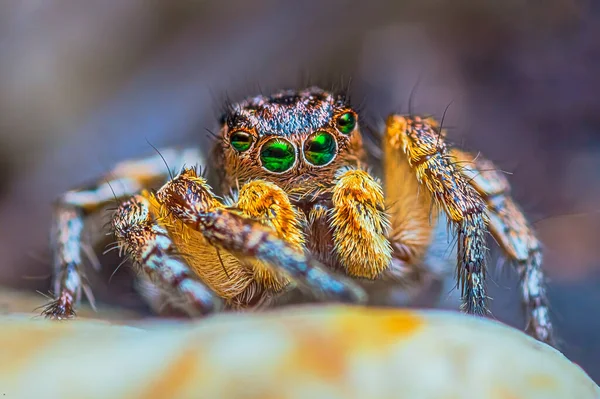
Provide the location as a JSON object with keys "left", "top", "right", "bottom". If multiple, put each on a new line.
{"left": 215, "top": 87, "right": 365, "bottom": 199}
{"left": 45, "top": 86, "right": 554, "bottom": 346}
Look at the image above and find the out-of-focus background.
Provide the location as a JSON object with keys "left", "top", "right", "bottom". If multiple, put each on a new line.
{"left": 0, "top": 0, "right": 598, "bottom": 381}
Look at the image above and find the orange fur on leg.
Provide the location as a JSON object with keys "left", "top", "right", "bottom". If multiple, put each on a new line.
{"left": 383, "top": 118, "right": 437, "bottom": 263}
{"left": 235, "top": 180, "right": 306, "bottom": 292}
{"left": 330, "top": 167, "right": 392, "bottom": 279}
{"left": 148, "top": 170, "right": 258, "bottom": 304}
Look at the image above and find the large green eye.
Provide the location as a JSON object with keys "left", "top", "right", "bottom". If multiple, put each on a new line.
{"left": 304, "top": 132, "right": 337, "bottom": 166}
{"left": 336, "top": 112, "right": 356, "bottom": 134}
{"left": 229, "top": 131, "right": 253, "bottom": 152}
{"left": 260, "top": 139, "right": 296, "bottom": 173}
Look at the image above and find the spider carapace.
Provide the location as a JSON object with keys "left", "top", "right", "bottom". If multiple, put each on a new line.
{"left": 46, "top": 87, "right": 554, "bottom": 345}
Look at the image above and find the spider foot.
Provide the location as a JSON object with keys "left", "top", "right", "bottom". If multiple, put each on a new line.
{"left": 40, "top": 293, "right": 76, "bottom": 320}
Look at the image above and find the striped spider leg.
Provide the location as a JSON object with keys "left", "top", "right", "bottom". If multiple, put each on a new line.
{"left": 451, "top": 149, "right": 552, "bottom": 344}
{"left": 45, "top": 148, "right": 216, "bottom": 318}
{"left": 384, "top": 115, "right": 553, "bottom": 345}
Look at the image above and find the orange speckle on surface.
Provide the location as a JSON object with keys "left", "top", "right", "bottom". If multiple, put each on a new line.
{"left": 283, "top": 309, "right": 423, "bottom": 384}
{"left": 334, "top": 308, "right": 424, "bottom": 347}
{"left": 378, "top": 311, "right": 423, "bottom": 340}
{"left": 291, "top": 330, "right": 348, "bottom": 382}
{"left": 137, "top": 347, "right": 202, "bottom": 399}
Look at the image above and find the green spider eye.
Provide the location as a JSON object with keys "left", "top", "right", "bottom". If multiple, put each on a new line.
{"left": 260, "top": 139, "right": 296, "bottom": 173}
{"left": 336, "top": 112, "right": 356, "bottom": 134}
{"left": 304, "top": 132, "right": 337, "bottom": 166}
{"left": 229, "top": 131, "right": 253, "bottom": 152}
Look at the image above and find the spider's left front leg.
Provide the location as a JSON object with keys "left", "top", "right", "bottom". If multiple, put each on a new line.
{"left": 385, "top": 115, "right": 489, "bottom": 316}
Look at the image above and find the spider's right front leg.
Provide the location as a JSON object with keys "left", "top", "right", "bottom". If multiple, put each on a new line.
{"left": 46, "top": 148, "right": 202, "bottom": 319}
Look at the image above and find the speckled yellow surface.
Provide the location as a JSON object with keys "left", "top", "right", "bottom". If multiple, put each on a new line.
{"left": 0, "top": 304, "right": 597, "bottom": 399}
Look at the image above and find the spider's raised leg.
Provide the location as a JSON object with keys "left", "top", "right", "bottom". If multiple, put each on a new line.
{"left": 46, "top": 148, "right": 202, "bottom": 319}
{"left": 154, "top": 168, "right": 366, "bottom": 304}
{"left": 451, "top": 149, "right": 554, "bottom": 345}
{"left": 112, "top": 194, "right": 219, "bottom": 315}
{"left": 385, "top": 115, "right": 489, "bottom": 316}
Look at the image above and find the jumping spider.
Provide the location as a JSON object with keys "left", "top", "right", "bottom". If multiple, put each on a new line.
{"left": 45, "top": 87, "right": 553, "bottom": 345}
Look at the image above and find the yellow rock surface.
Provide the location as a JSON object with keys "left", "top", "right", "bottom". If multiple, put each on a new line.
{"left": 0, "top": 304, "right": 597, "bottom": 399}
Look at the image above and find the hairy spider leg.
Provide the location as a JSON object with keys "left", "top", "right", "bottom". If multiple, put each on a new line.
{"left": 451, "top": 149, "right": 554, "bottom": 345}
{"left": 329, "top": 166, "right": 393, "bottom": 279}
{"left": 381, "top": 118, "right": 440, "bottom": 286}
{"left": 145, "top": 175, "right": 303, "bottom": 308}
{"left": 385, "top": 115, "right": 489, "bottom": 316}
{"left": 112, "top": 195, "right": 220, "bottom": 315}
{"left": 46, "top": 148, "right": 202, "bottom": 319}
{"left": 233, "top": 180, "right": 305, "bottom": 295}
{"left": 154, "top": 168, "right": 367, "bottom": 304}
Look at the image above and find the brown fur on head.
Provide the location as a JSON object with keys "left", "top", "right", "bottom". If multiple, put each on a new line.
{"left": 214, "top": 87, "right": 365, "bottom": 199}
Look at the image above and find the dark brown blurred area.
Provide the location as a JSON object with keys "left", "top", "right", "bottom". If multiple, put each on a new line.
{"left": 0, "top": 0, "right": 598, "bottom": 381}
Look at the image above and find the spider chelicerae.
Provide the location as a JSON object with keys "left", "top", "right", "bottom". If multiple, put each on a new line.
{"left": 45, "top": 86, "right": 553, "bottom": 345}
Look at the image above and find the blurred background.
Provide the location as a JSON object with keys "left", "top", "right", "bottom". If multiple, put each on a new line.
{"left": 0, "top": 0, "right": 598, "bottom": 382}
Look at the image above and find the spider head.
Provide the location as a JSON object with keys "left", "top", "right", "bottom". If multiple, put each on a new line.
{"left": 215, "top": 87, "right": 364, "bottom": 197}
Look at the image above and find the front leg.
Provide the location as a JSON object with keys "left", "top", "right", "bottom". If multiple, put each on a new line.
{"left": 233, "top": 180, "right": 306, "bottom": 295}
{"left": 385, "top": 115, "right": 489, "bottom": 315}
{"left": 329, "top": 166, "right": 393, "bottom": 279}
{"left": 155, "top": 168, "right": 367, "bottom": 304}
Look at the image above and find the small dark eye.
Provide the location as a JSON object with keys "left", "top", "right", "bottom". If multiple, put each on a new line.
{"left": 336, "top": 112, "right": 356, "bottom": 134}
{"left": 229, "top": 131, "right": 253, "bottom": 152}
{"left": 260, "top": 139, "right": 296, "bottom": 173}
{"left": 304, "top": 132, "right": 337, "bottom": 166}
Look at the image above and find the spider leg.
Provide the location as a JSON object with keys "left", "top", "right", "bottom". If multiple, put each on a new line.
{"left": 233, "top": 180, "right": 306, "bottom": 295}
{"left": 381, "top": 119, "right": 441, "bottom": 286}
{"left": 385, "top": 115, "right": 489, "bottom": 316}
{"left": 150, "top": 178, "right": 307, "bottom": 308}
{"left": 451, "top": 149, "right": 554, "bottom": 345}
{"left": 112, "top": 194, "right": 220, "bottom": 315}
{"left": 154, "top": 168, "right": 366, "bottom": 304}
{"left": 46, "top": 147, "right": 202, "bottom": 319}
{"left": 329, "top": 166, "right": 393, "bottom": 279}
